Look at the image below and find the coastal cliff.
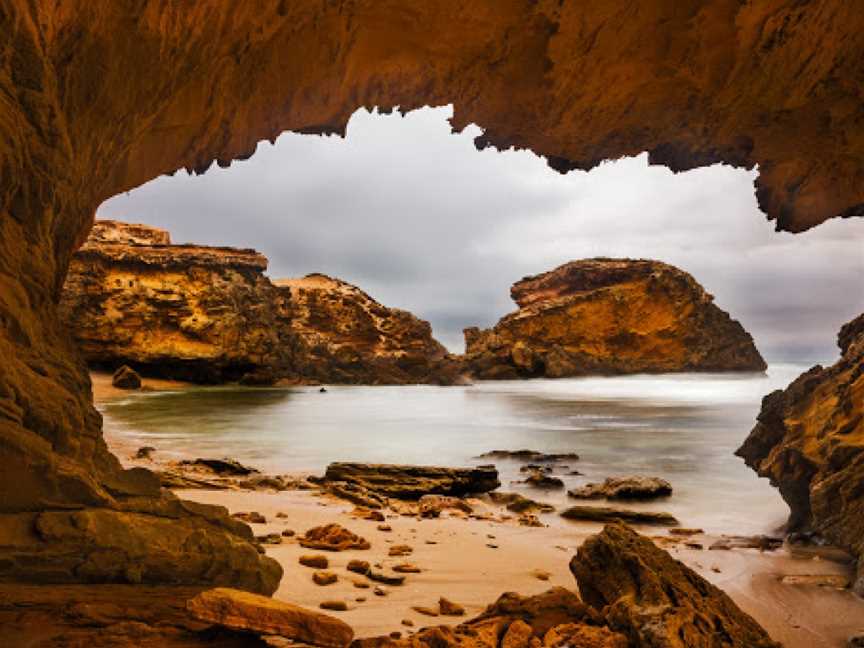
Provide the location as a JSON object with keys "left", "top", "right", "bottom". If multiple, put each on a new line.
{"left": 277, "top": 274, "right": 463, "bottom": 385}
{"left": 60, "top": 221, "right": 459, "bottom": 386}
{"left": 737, "top": 313, "right": 864, "bottom": 594}
{"left": 463, "top": 259, "right": 766, "bottom": 379}
{"left": 60, "top": 221, "right": 296, "bottom": 384}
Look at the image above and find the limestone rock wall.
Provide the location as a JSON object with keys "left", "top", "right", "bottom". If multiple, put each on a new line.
{"left": 737, "top": 313, "right": 864, "bottom": 594}
{"left": 464, "top": 259, "right": 766, "bottom": 379}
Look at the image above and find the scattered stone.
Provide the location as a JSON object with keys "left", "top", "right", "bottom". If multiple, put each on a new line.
{"left": 531, "top": 569, "right": 551, "bottom": 581}
{"left": 439, "top": 597, "right": 465, "bottom": 616}
{"left": 323, "top": 463, "right": 500, "bottom": 499}
{"left": 368, "top": 569, "right": 406, "bottom": 586}
{"left": 355, "top": 596, "right": 366, "bottom": 602}
{"left": 389, "top": 544, "right": 413, "bottom": 557}
{"left": 184, "top": 457, "right": 259, "bottom": 476}
{"left": 670, "top": 527, "right": 703, "bottom": 536}
{"left": 518, "top": 513, "right": 544, "bottom": 527}
{"left": 352, "top": 507, "right": 386, "bottom": 521}
{"left": 373, "top": 587, "right": 386, "bottom": 597}
{"left": 282, "top": 529, "right": 295, "bottom": 537}
{"left": 134, "top": 446, "right": 156, "bottom": 460}
{"left": 300, "top": 524, "right": 371, "bottom": 551}
{"left": 401, "top": 619, "right": 414, "bottom": 627}
{"left": 709, "top": 535, "right": 783, "bottom": 552}
{"left": 418, "top": 494, "right": 473, "bottom": 518}
{"left": 685, "top": 542, "right": 704, "bottom": 550}
{"left": 568, "top": 476, "right": 672, "bottom": 501}
{"left": 112, "top": 365, "right": 142, "bottom": 389}
{"left": 299, "top": 555, "right": 329, "bottom": 569}
{"left": 560, "top": 505, "right": 679, "bottom": 526}
{"left": 393, "top": 563, "right": 422, "bottom": 573}
{"left": 319, "top": 600, "right": 348, "bottom": 612}
{"left": 780, "top": 574, "right": 850, "bottom": 588}
{"left": 347, "top": 559, "right": 371, "bottom": 575}
{"left": 276, "top": 512, "right": 289, "bottom": 518}
{"left": 377, "top": 524, "right": 392, "bottom": 532}
{"left": 520, "top": 463, "right": 552, "bottom": 473}
{"left": 486, "top": 543, "right": 498, "bottom": 549}
{"left": 412, "top": 605, "right": 439, "bottom": 617}
{"left": 571, "top": 523, "right": 779, "bottom": 647}
{"left": 313, "top": 571, "right": 338, "bottom": 586}
{"left": 353, "top": 581, "right": 370, "bottom": 589}
{"left": 186, "top": 587, "right": 354, "bottom": 648}
{"left": 257, "top": 533, "right": 283, "bottom": 545}
{"left": 240, "top": 474, "right": 288, "bottom": 490}
{"left": 488, "top": 491, "right": 555, "bottom": 514}
{"left": 476, "top": 450, "right": 580, "bottom": 462}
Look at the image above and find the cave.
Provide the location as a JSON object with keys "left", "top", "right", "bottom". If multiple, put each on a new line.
{"left": 1, "top": 1, "right": 863, "bottom": 645}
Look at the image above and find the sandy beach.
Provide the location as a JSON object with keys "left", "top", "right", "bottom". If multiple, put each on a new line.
{"left": 95, "top": 372, "right": 864, "bottom": 647}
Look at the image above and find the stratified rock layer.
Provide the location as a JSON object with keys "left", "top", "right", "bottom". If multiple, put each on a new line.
{"left": 276, "top": 274, "right": 464, "bottom": 385}
{"left": 323, "top": 463, "right": 501, "bottom": 500}
{"left": 464, "top": 259, "right": 766, "bottom": 379}
{"left": 737, "top": 313, "right": 864, "bottom": 594}
{"left": 60, "top": 220, "right": 297, "bottom": 384}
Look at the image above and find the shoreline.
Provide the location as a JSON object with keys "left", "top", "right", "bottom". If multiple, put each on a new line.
{"left": 94, "top": 371, "right": 864, "bottom": 646}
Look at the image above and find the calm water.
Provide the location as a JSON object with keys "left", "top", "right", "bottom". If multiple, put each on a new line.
{"left": 100, "top": 364, "right": 812, "bottom": 535}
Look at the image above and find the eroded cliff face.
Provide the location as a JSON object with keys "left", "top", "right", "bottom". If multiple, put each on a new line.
{"left": 464, "top": 259, "right": 766, "bottom": 379}
{"left": 277, "top": 274, "right": 463, "bottom": 385}
{"left": 60, "top": 221, "right": 297, "bottom": 384}
{"left": 737, "top": 313, "right": 864, "bottom": 594}
{"left": 1, "top": 0, "right": 862, "bottom": 590}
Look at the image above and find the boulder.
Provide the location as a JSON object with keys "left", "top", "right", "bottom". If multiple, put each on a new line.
{"left": 568, "top": 476, "right": 672, "bottom": 501}
{"left": 299, "top": 524, "right": 371, "bottom": 551}
{"left": 323, "top": 463, "right": 500, "bottom": 500}
{"left": 464, "top": 259, "right": 766, "bottom": 379}
{"left": 186, "top": 587, "right": 353, "bottom": 647}
{"left": 560, "top": 506, "right": 678, "bottom": 526}
{"left": 112, "top": 365, "right": 142, "bottom": 389}
{"left": 570, "top": 523, "right": 779, "bottom": 647}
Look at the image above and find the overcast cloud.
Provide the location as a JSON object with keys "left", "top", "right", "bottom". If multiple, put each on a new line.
{"left": 98, "top": 106, "right": 864, "bottom": 362}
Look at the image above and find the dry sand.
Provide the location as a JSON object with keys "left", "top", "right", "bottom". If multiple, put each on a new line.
{"left": 96, "top": 372, "right": 864, "bottom": 647}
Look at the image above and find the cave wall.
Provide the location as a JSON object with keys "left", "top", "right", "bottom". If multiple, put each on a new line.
{"left": 1, "top": 0, "right": 863, "bottom": 583}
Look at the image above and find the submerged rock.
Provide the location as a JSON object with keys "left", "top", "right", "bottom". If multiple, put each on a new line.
{"left": 476, "top": 449, "right": 579, "bottom": 462}
{"left": 187, "top": 587, "right": 353, "bottom": 647}
{"left": 571, "top": 523, "right": 780, "bottom": 647}
{"left": 568, "top": 476, "right": 672, "bottom": 501}
{"left": 323, "top": 463, "right": 500, "bottom": 500}
{"left": 560, "top": 505, "right": 678, "bottom": 526}
{"left": 737, "top": 312, "right": 864, "bottom": 594}
{"left": 464, "top": 258, "right": 766, "bottom": 379}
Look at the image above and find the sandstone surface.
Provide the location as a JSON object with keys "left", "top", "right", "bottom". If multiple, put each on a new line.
{"left": 276, "top": 274, "right": 464, "bottom": 385}
{"left": 465, "top": 259, "right": 766, "bottom": 379}
{"left": 737, "top": 313, "right": 864, "bottom": 593}
{"left": 570, "top": 523, "right": 780, "bottom": 647}
{"left": 568, "top": 476, "right": 673, "bottom": 501}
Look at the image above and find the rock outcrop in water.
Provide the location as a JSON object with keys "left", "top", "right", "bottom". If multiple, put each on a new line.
{"left": 464, "top": 259, "right": 766, "bottom": 379}
{"left": 737, "top": 313, "right": 864, "bottom": 594}
{"left": 60, "top": 222, "right": 461, "bottom": 386}
{"left": 276, "top": 274, "right": 465, "bottom": 385}
{"left": 60, "top": 220, "right": 297, "bottom": 384}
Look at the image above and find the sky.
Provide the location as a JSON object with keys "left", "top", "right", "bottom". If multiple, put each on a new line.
{"left": 98, "top": 106, "right": 864, "bottom": 362}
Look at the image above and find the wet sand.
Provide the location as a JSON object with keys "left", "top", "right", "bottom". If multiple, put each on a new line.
{"left": 95, "top": 372, "right": 864, "bottom": 646}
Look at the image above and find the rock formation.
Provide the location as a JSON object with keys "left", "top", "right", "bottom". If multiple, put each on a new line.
{"left": 737, "top": 313, "right": 864, "bottom": 594}
{"left": 60, "top": 222, "right": 462, "bottom": 385}
{"left": 2, "top": 0, "right": 863, "bottom": 604}
{"left": 322, "top": 462, "right": 501, "bottom": 500}
{"left": 276, "top": 274, "right": 464, "bottom": 385}
{"left": 464, "top": 259, "right": 766, "bottom": 379}
{"left": 60, "top": 220, "right": 297, "bottom": 384}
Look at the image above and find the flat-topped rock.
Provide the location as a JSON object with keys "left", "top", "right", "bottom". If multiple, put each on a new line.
{"left": 568, "top": 476, "right": 672, "bottom": 501}
{"left": 571, "top": 523, "right": 779, "bottom": 647}
{"left": 464, "top": 258, "right": 766, "bottom": 379}
{"left": 186, "top": 587, "right": 354, "bottom": 647}
{"left": 323, "top": 463, "right": 500, "bottom": 500}
{"left": 560, "top": 505, "right": 679, "bottom": 526}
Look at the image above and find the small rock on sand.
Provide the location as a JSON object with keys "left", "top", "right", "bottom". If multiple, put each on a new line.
{"left": 374, "top": 587, "right": 386, "bottom": 596}
{"left": 401, "top": 619, "right": 414, "bottom": 627}
{"left": 531, "top": 569, "right": 551, "bottom": 581}
{"left": 412, "top": 605, "right": 439, "bottom": 617}
{"left": 299, "top": 555, "right": 328, "bottom": 569}
{"left": 313, "top": 571, "right": 338, "bottom": 586}
{"left": 377, "top": 524, "right": 392, "bottom": 532}
{"left": 368, "top": 569, "right": 406, "bottom": 586}
{"left": 319, "top": 600, "right": 348, "bottom": 612}
{"left": 233, "top": 511, "right": 266, "bottom": 524}
{"left": 256, "top": 533, "right": 282, "bottom": 545}
{"left": 393, "top": 563, "right": 422, "bottom": 573}
{"left": 282, "top": 529, "right": 295, "bottom": 537}
{"left": 439, "top": 597, "right": 465, "bottom": 616}
{"left": 346, "top": 559, "right": 370, "bottom": 575}
{"left": 388, "top": 544, "right": 413, "bottom": 556}
{"left": 300, "top": 523, "right": 371, "bottom": 551}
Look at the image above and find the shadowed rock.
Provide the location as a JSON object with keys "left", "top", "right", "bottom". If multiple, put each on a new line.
{"left": 570, "top": 523, "right": 780, "bottom": 647}
{"left": 323, "top": 463, "right": 500, "bottom": 500}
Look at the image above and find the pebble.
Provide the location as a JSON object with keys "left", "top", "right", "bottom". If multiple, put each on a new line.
{"left": 313, "top": 570, "right": 338, "bottom": 586}
{"left": 299, "top": 554, "right": 328, "bottom": 569}
{"left": 319, "top": 600, "right": 347, "bottom": 611}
